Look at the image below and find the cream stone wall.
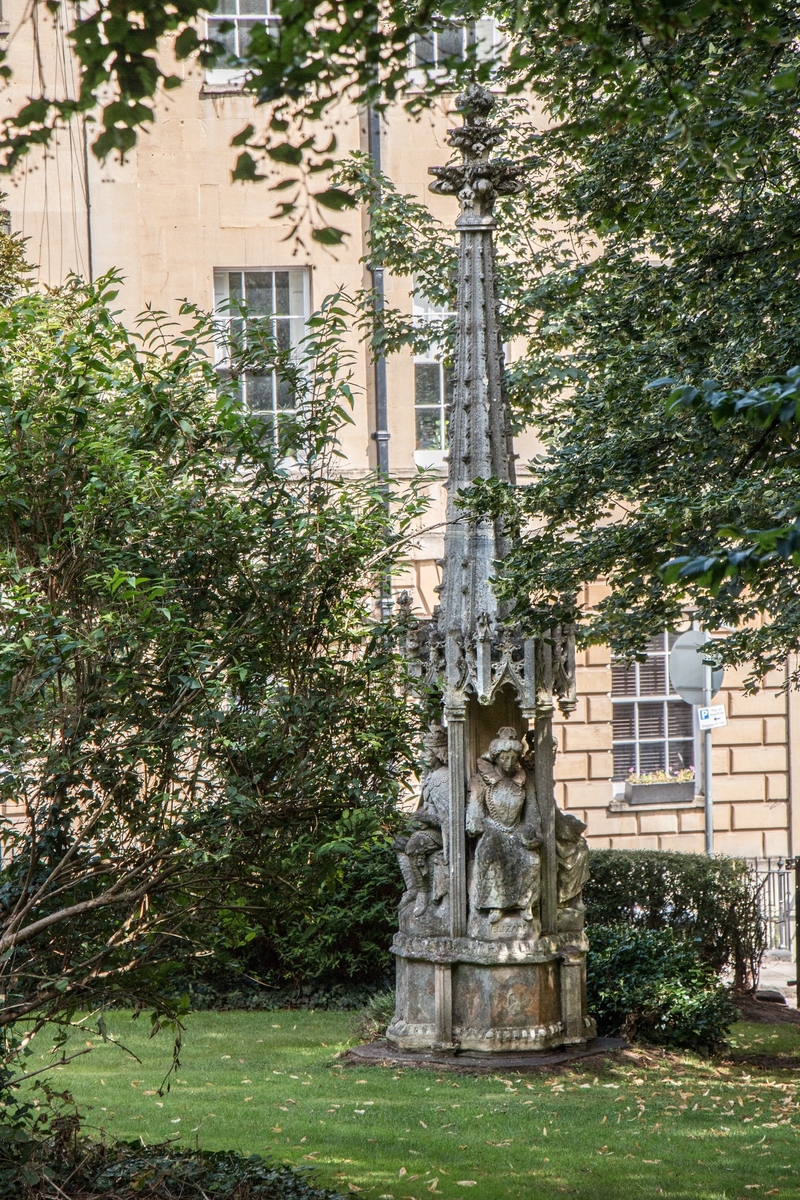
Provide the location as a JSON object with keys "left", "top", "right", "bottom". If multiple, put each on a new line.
{"left": 3, "top": 6, "right": 799, "bottom": 861}
{"left": 554, "top": 647, "right": 792, "bottom": 856}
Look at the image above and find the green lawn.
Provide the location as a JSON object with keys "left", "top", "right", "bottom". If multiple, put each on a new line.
{"left": 31, "top": 1010, "right": 800, "bottom": 1200}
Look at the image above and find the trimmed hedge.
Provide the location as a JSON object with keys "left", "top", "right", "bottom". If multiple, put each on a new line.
{"left": 584, "top": 850, "right": 764, "bottom": 991}
{"left": 178, "top": 848, "right": 765, "bottom": 1009}
{"left": 587, "top": 924, "right": 738, "bottom": 1052}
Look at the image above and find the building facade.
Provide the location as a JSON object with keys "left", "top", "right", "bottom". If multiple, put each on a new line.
{"left": 3, "top": 4, "right": 799, "bottom": 862}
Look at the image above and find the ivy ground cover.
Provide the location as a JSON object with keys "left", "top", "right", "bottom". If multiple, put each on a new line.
{"left": 39, "top": 1011, "right": 800, "bottom": 1200}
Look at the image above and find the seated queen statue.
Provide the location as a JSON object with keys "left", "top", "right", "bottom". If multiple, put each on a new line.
{"left": 466, "top": 726, "right": 541, "bottom": 934}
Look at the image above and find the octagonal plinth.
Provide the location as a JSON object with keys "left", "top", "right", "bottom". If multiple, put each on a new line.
{"left": 387, "top": 934, "right": 596, "bottom": 1053}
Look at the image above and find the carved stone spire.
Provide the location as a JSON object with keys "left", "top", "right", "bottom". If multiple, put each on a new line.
{"left": 429, "top": 85, "right": 525, "bottom": 649}
{"left": 385, "top": 87, "right": 593, "bottom": 1061}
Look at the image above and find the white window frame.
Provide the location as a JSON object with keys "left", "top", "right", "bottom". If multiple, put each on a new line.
{"left": 204, "top": 1, "right": 280, "bottom": 87}
{"left": 213, "top": 267, "right": 309, "bottom": 446}
{"left": 412, "top": 290, "right": 455, "bottom": 468}
{"left": 409, "top": 16, "right": 502, "bottom": 87}
{"left": 610, "top": 632, "right": 697, "bottom": 796}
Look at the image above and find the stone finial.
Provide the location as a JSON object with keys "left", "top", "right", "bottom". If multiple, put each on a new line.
{"left": 428, "top": 83, "right": 526, "bottom": 220}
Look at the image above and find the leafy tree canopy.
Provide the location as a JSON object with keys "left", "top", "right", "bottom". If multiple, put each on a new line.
{"left": 0, "top": 260, "right": 425, "bottom": 1121}
{"left": 335, "top": 4, "right": 800, "bottom": 684}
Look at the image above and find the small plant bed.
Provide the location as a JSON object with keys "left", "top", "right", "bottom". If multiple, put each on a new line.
{"left": 25, "top": 1010, "right": 800, "bottom": 1200}
{"left": 734, "top": 996, "right": 800, "bottom": 1026}
{"left": 14, "top": 1143, "right": 340, "bottom": 1200}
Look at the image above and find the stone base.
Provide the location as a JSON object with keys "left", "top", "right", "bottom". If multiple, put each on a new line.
{"left": 341, "top": 1036, "right": 627, "bottom": 1073}
{"left": 389, "top": 933, "right": 595, "bottom": 1053}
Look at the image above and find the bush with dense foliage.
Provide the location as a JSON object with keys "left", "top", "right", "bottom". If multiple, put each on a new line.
{"left": 584, "top": 850, "right": 764, "bottom": 992}
{"left": 189, "top": 847, "right": 762, "bottom": 1007}
{"left": 0, "top": 269, "right": 428, "bottom": 1175}
{"left": 174, "top": 815, "right": 401, "bottom": 1010}
{"left": 1, "top": 1131, "right": 339, "bottom": 1200}
{"left": 587, "top": 925, "right": 738, "bottom": 1052}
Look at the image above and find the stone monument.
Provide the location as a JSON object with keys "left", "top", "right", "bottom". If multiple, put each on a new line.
{"left": 387, "top": 85, "right": 596, "bottom": 1055}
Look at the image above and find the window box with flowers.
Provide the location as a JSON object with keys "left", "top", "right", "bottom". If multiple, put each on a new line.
{"left": 623, "top": 769, "right": 696, "bottom": 805}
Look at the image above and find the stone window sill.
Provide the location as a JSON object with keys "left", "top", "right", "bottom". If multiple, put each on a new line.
{"left": 609, "top": 795, "right": 703, "bottom": 813}
{"left": 200, "top": 81, "right": 247, "bottom": 98}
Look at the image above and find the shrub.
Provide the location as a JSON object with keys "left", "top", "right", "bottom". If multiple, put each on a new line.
{"left": 585, "top": 850, "right": 764, "bottom": 991}
{"left": 587, "top": 924, "right": 738, "bottom": 1052}
{"left": 356, "top": 989, "right": 396, "bottom": 1041}
{"left": 1, "top": 1134, "right": 339, "bottom": 1199}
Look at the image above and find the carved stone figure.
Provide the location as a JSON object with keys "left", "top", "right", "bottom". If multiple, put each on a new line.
{"left": 395, "top": 725, "right": 450, "bottom": 932}
{"left": 466, "top": 727, "right": 541, "bottom": 935}
{"left": 555, "top": 808, "right": 590, "bottom": 932}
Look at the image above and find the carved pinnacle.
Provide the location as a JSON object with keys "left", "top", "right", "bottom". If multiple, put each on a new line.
{"left": 428, "top": 83, "right": 526, "bottom": 219}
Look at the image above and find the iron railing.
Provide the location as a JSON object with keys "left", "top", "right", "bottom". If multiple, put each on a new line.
{"left": 746, "top": 857, "right": 796, "bottom": 954}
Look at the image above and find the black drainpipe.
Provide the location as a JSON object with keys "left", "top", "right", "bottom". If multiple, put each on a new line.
{"left": 367, "top": 107, "right": 392, "bottom": 618}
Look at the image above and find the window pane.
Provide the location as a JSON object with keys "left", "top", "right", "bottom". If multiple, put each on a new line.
{"left": 207, "top": 19, "right": 237, "bottom": 58}
{"left": 416, "top": 408, "right": 442, "bottom": 450}
{"left": 415, "top": 362, "right": 441, "bottom": 407}
{"left": 215, "top": 0, "right": 238, "bottom": 13}
{"left": 238, "top": 21, "right": 256, "bottom": 55}
{"left": 611, "top": 663, "right": 636, "bottom": 696}
{"left": 437, "top": 22, "right": 465, "bottom": 59}
{"left": 669, "top": 741, "right": 694, "bottom": 772}
{"left": 612, "top": 703, "right": 635, "bottom": 740}
{"left": 274, "top": 271, "right": 290, "bottom": 315}
{"left": 289, "top": 273, "right": 306, "bottom": 316}
{"left": 646, "top": 633, "right": 667, "bottom": 653}
{"left": 474, "top": 17, "right": 497, "bottom": 60}
{"left": 639, "top": 742, "right": 666, "bottom": 773}
{"left": 275, "top": 320, "right": 291, "bottom": 353}
{"left": 276, "top": 371, "right": 295, "bottom": 410}
{"left": 240, "top": 0, "right": 268, "bottom": 13}
{"left": 638, "top": 701, "right": 665, "bottom": 739}
{"left": 413, "top": 31, "right": 435, "bottom": 64}
{"left": 244, "top": 271, "right": 273, "bottom": 316}
{"left": 668, "top": 701, "right": 693, "bottom": 738}
{"left": 227, "top": 271, "right": 243, "bottom": 302}
{"left": 245, "top": 373, "right": 274, "bottom": 414}
{"left": 613, "top": 743, "right": 636, "bottom": 779}
{"left": 639, "top": 656, "right": 666, "bottom": 695}
{"left": 442, "top": 365, "right": 454, "bottom": 407}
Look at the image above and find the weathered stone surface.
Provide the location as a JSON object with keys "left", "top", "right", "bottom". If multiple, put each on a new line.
{"left": 391, "top": 932, "right": 589, "bottom": 965}
{"left": 467, "top": 728, "right": 542, "bottom": 939}
{"left": 388, "top": 953, "right": 595, "bottom": 1053}
{"left": 341, "top": 1036, "right": 627, "bottom": 1073}
{"left": 395, "top": 724, "right": 450, "bottom": 937}
{"left": 388, "top": 85, "right": 594, "bottom": 1058}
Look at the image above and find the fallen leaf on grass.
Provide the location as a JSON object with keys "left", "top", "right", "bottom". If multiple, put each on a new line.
{"left": 455, "top": 1184, "right": 477, "bottom": 1188}
{"left": 244, "top": 1097, "right": 253, "bottom": 1102}
{"left": 348, "top": 1185, "right": 362, "bottom": 1193}
{"left": 399, "top": 1169, "right": 407, "bottom": 1177}
{"left": 419, "top": 1120, "right": 428, "bottom": 1128}
{"left": 270, "top": 1126, "right": 282, "bottom": 1133}
{"left": 642, "top": 1160, "right": 661, "bottom": 1165}
{"left": 427, "top": 1181, "right": 440, "bottom": 1193}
